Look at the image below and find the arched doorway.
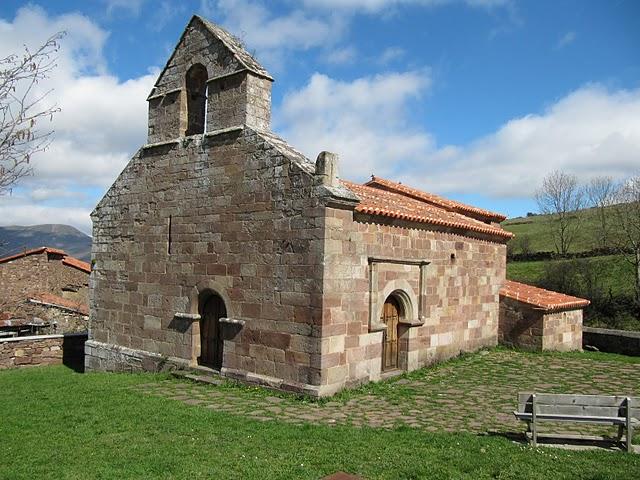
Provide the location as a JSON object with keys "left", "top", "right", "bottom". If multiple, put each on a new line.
{"left": 381, "top": 295, "right": 401, "bottom": 371}
{"left": 199, "top": 293, "right": 226, "bottom": 369}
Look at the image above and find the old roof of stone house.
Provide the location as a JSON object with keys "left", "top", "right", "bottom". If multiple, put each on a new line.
{"left": 500, "top": 280, "right": 590, "bottom": 312}
{"left": 365, "top": 176, "right": 507, "bottom": 223}
{"left": 251, "top": 130, "right": 511, "bottom": 239}
{"left": 28, "top": 292, "right": 89, "bottom": 316}
{"left": 0, "top": 246, "right": 91, "bottom": 273}
{"left": 342, "top": 179, "right": 513, "bottom": 239}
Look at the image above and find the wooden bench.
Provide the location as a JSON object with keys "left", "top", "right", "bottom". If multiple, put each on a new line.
{"left": 514, "top": 393, "right": 639, "bottom": 452}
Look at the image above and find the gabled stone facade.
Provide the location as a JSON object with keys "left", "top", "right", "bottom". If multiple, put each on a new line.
{"left": 87, "top": 15, "right": 515, "bottom": 396}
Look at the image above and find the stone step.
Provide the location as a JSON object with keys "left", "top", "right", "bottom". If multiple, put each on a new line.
{"left": 171, "top": 370, "right": 224, "bottom": 386}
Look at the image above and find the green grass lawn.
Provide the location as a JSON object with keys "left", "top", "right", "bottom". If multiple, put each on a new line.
{"left": 2, "top": 351, "right": 640, "bottom": 479}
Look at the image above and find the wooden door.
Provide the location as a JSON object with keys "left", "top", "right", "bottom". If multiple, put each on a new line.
{"left": 200, "top": 295, "right": 226, "bottom": 369}
{"left": 381, "top": 297, "right": 400, "bottom": 371}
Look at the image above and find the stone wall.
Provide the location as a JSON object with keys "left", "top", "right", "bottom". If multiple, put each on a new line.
{"left": 583, "top": 326, "right": 640, "bottom": 356}
{"left": 24, "top": 302, "right": 88, "bottom": 334}
{"left": 319, "top": 207, "right": 507, "bottom": 395}
{"left": 498, "top": 297, "right": 544, "bottom": 350}
{"left": 0, "top": 252, "right": 89, "bottom": 323}
{"left": 542, "top": 309, "right": 582, "bottom": 351}
{"left": 89, "top": 128, "right": 325, "bottom": 394}
{"left": 499, "top": 299, "right": 582, "bottom": 351}
{"left": 0, "top": 335, "right": 63, "bottom": 369}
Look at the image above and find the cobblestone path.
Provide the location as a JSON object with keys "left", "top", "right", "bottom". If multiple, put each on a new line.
{"left": 132, "top": 350, "right": 640, "bottom": 438}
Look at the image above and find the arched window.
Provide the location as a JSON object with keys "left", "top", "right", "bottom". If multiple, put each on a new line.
{"left": 185, "top": 64, "right": 208, "bottom": 136}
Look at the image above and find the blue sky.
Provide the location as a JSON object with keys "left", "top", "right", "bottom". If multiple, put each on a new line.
{"left": 0, "top": 0, "right": 638, "bottom": 234}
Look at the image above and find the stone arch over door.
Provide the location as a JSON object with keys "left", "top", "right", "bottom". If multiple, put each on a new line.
{"left": 187, "top": 279, "right": 233, "bottom": 367}
{"left": 372, "top": 279, "right": 419, "bottom": 329}
{"left": 380, "top": 295, "right": 402, "bottom": 371}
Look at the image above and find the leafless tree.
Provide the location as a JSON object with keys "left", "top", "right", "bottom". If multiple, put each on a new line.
{"left": 535, "top": 170, "right": 584, "bottom": 255}
{"left": 0, "top": 32, "right": 64, "bottom": 195}
{"left": 613, "top": 175, "right": 640, "bottom": 306}
{"left": 585, "top": 176, "right": 618, "bottom": 249}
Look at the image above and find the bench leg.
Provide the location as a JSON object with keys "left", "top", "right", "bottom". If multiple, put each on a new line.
{"left": 618, "top": 424, "right": 624, "bottom": 441}
{"left": 532, "top": 420, "right": 537, "bottom": 448}
{"left": 627, "top": 423, "right": 633, "bottom": 453}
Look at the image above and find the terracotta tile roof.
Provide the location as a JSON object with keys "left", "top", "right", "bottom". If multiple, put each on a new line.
{"left": 365, "top": 176, "right": 507, "bottom": 222}
{"left": 500, "top": 280, "right": 590, "bottom": 312}
{"left": 62, "top": 256, "right": 91, "bottom": 274}
{"left": 0, "top": 246, "right": 90, "bottom": 273}
{"left": 341, "top": 180, "right": 513, "bottom": 239}
{"left": 0, "top": 246, "right": 66, "bottom": 264}
{"left": 28, "top": 292, "right": 89, "bottom": 316}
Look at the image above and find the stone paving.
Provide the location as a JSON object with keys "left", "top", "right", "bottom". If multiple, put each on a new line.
{"left": 131, "top": 350, "right": 640, "bottom": 438}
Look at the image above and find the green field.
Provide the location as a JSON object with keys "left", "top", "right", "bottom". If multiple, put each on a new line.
{"left": 502, "top": 206, "right": 638, "bottom": 330}
{"left": 502, "top": 206, "right": 611, "bottom": 254}
{"left": 2, "top": 350, "right": 640, "bottom": 479}
{"left": 507, "top": 254, "right": 635, "bottom": 297}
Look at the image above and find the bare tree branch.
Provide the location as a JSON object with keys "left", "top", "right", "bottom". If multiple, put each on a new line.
{"left": 535, "top": 170, "right": 584, "bottom": 255}
{"left": 0, "top": 31, "right": 65, "bottom": 195}
{"left": 613, "top": 175, "right": 640, "bottom": 306}
{"left": 585, "top": 176, "right": 618, "bottom": 249}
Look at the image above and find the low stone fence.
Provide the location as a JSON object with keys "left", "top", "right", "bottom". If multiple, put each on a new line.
{"left": 0, "top": 332, "right": 88, "bottom": 370}
{"left": 583, "top": 327, "right": 640, "bottom": 357}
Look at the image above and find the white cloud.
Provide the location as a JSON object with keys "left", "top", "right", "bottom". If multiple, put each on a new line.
{"left": 325, "top": 46, "right": 358, "bottom": 65}
{"left": 0, "top": 194, "right": 92, "bottom": 233}
{"left": 556, "top": 31, "right": 577, "bottom": 49}
{"left": 303, "top": 0, "right": 510, "bottom": 13}
{"left": 200, "top": 0, "right": 346, "bottom": 67}
{"left": 104, "top": 0, "right": 146, "bottom": 17}
{"left": 277, "top": 70, "right": 434, "bottom": 180}
{"left": 416, "top": 85, "right": 640, "bottom": 197}
{"left": 278, "top": 74, "right": 640, "bottom": 200}
{"left": 378, "top": 46, "right": 405, "bottom": 65}
{"left": 0, "top": 6, "right": 155, "bottom": 231}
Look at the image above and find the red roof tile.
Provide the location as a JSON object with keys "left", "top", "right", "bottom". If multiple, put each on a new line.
{"left": 365, "top": 176, "right": 507, "bottom": 222}
{"left": 341, "top": 180, "right": 513, "bottom": 239}
{"left": 28, "top": 292, "right": 89, "bottom": 316}
{"left": 62, "top": 256, "right": 91, "bottom": 273}
{"left": 0, "top": 246, "right": 67, "bottom": 264}
{"left": 500, "top": 280, "right": 590, "bottom": 312}
{"left": 0, "top": 246, "right": 90, "bottom": 273}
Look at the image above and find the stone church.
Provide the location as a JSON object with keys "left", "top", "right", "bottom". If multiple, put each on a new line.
{"left": 86, "top": 15, "right": 515, "bottom": 397}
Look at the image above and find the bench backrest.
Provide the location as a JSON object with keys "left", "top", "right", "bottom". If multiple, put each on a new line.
{"left": 518, "top": 393, "right": 640, "bottom": 419}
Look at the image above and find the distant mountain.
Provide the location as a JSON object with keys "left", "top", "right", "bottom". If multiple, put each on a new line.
{"left": 0, "top": 224, "right": 92, "bottom": 262}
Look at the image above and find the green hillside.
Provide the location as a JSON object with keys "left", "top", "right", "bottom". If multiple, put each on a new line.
{"left": 502, "top": 205, "right": 613, "bottom": 254}
{"left": 502, "top": 206, "right": 639, "bottom": 331}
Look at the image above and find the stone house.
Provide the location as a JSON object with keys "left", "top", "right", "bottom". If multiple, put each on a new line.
{"left": 0, "top": 247, "right": 90, "bottom": 335}
{"left": 499, "top": 280, "right": 589, "bottom": 351}
{"left": 87, "top": 16, "right": 579, "bottom": 396}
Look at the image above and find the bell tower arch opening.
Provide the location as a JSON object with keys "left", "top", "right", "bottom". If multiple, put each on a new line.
{"left": 184, "top": 63, "right": 208, "bottom": 136}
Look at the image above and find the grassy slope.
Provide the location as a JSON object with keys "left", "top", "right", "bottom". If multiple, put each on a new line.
{"left": 507, "top": 254, "right": 635, "bottom": 297}
{"left": 501, "top": 206, "right": 608, "bottom": 254}
{"left": 502, "top": 207, "right": 637, "bottom": 317}
{"left": 2, "top": 362, "right": 640, "bottom": 480}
